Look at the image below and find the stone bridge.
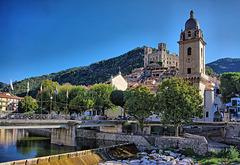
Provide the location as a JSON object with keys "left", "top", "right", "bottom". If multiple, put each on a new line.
{"left": 0, "top": 119, "right": 125, "bottom": 146}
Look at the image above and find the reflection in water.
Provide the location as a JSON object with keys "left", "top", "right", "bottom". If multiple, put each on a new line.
{"left": 0, "top": 129, "right": 123, "bottom": 163}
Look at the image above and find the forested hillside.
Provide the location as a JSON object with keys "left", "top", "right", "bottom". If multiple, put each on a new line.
{"left": 0, "top": 82, "right": 8, "bottom": 89}
{"left": 0, "top": 47, "right": 145, "bottom": 98}
{"left": 206, "top": 58, "right": 240, "bottom": 74}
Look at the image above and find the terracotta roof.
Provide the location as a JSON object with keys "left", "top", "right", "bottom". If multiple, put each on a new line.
{"left": 152, "top": 70, "right": 165, "bottom": 72}
{"left": 104, "top": 81, "right": 111, "bottom": 84}
{"left": 128, "top": 83, "right": 139, "bottom": 88}
{"left": 0, "top": 94, "right": 24, "bottom": 100}
{"left": 205, "top": 82, "right": 214, "bottom": 90}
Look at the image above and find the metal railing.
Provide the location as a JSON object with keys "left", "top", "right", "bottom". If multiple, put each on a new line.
{"left": 0, "top": 113, "right": 135, "bottom": 121}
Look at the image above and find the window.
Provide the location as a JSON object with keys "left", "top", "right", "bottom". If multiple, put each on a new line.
{"left": 187, "top": 68, "right": 191, "bottom": 74}
{"left": 187, "top": 47, "right": 191, "bottom": 55}
{"left": 188, "top": 31, "right": 191, "bottom": 37}
{"left": 206, "top": 111, "right": 209, "bottom": 118}
{"left": 232, "top": 100, "right": 237, "bottom": 106}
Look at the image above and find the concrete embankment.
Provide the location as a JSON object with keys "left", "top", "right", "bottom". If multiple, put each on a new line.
{"left": 2, "top": 143, "right": 138, "bottom": 165}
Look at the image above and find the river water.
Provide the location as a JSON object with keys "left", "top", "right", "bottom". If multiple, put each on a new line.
{"left": 0, "top": 129, "right": 123, "bottom": 163}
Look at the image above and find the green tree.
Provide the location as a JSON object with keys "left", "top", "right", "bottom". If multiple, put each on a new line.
{"left": 36, "top": 80, "right": 59, "bottom": 113}
{"left": 205, "top": 66, "right": 217, "bottom": 77}
{"left": 70, "top": 95, "right": 94, "bottom": 114}
{"left": 56, "top": 86, "right": 68, "bottom": 113}
{"left": 88, "top": 83, "right": 115, "bottom": 115}
{"left": 155, "top": 78, "right": 204, "bottom": 136}
{"left": 68, "top": 86, "right": 94, "bottom": 114}
{"left": 18, "top": 96, "right": 39, "bottom": 113}
{"left": 220, "top": 72, "right": 240, "bottom": 103}
{"left": 124, "top": 85, "right": 155, "bottom": 130}
{"left": 110, "top": 90, "right": 125, "bottom": 107}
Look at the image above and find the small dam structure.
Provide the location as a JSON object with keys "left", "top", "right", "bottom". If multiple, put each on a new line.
{"left": 2, "top": 143, "right": 138, "bottom": 165}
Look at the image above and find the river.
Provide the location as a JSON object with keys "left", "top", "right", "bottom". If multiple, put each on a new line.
{"left": 0, "top": 129, "right": 123, "bottom": 163}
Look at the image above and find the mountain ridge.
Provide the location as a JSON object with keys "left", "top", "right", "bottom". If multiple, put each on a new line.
{"left": 206, "top": 58, "right": 240, "bottom": 74}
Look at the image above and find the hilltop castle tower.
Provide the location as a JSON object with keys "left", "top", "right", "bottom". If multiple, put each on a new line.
{"left": 144, "top": 43, "right": 179, "bottom": 68}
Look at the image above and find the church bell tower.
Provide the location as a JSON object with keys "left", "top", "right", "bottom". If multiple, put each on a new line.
{"left": 178, "top": 10, "right": 207, "bottom": 78}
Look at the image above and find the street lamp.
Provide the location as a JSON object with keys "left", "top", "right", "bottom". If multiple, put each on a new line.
{"left": 50, "top": 96, "right": 53, "bottom": 115}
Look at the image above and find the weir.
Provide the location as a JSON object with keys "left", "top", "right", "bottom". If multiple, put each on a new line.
{"left": 3, "top": 143, "right": 138, "bottom": 165}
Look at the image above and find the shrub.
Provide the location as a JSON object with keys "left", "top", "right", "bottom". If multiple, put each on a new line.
{"left": 226, "top": 146, "right": 239, "bottom": 159}
{"left": 183, "top": 148, "right": 196, "bottom": 157}
{"left": 124, "top": 122, "right": 132, "bottom": 133}
{"left": 213, "top": 146, "right": 239, "bottom": 159}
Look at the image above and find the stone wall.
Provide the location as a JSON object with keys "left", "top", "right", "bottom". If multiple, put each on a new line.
{"left": 76, "top": 129, "right": 208, "bottom": 155}
{"left": 75, "top": 129, "right": 97, "bottom": 138}
{"left": 224, "top": 123, "right": 240, "bottom": 145}
{"left": 225, "top": 123, "right": 240, "bottom": 138}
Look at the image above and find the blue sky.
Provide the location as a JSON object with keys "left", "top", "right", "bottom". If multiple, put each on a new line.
{"left": 1, "top": 0, "right": 240, "bottom": 84}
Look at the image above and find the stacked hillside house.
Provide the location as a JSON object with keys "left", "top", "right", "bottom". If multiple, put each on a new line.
{"left": 124, "top": 67, "right": 144, "bottom": 83}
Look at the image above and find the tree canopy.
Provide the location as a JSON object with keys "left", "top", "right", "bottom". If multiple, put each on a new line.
{"left": 155, "top": 78, "right": 204, "bottom": 136}
{"left": 220, "top": 72, "right": 240, "bottom": 103}
{"left": 18, "top": 96, "right": 38, "bottom": 113}
{"left": 205, "top": 66, "right": 217, "bottom": 77}
{"left": 36, "top": 80, "right": 59, "bottom": 113}
{"left": 110, "top": 90, "right": 125, "bottom": 107}
{"left": 88, "top": 83, "right": 115, "bottom": 114}
{"left": 124, "top": 85, "right": 155, "bottom": 129}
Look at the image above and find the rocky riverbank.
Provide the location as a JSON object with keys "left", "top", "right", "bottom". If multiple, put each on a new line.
{"left": 98, "top": 149, "right": 197, "bottom": 165}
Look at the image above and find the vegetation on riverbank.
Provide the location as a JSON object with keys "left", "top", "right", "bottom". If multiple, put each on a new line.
{"left": 195, "top": 146, "right": 240, "bottom": 164}
{"left": 155, "top": 146, "right": 240, "bottom": 164}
